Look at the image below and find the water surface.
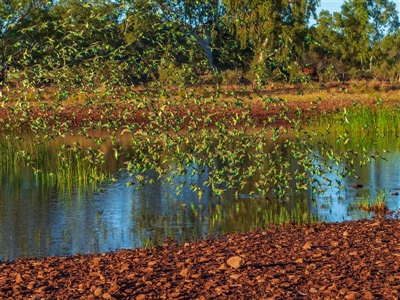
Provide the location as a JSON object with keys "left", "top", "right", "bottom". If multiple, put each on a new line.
{"left": 1, "top": 126, "right": 399, "bottom": 260}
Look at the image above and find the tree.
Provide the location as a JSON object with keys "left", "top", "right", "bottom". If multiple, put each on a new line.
{"left": 372, "top": 30, "right": 400, "bottom": 84}
{"left": 154, "top": 0, "right": 226, "bottom": 72}
{"left": 305, "top": 10, "right": 346, "bottom": 81}
{"left": 332, "top": 0, "right": 399, "bottom": 73}
{"left": 0, "top": 0, "right": 53, "bottom": 83}
{"left": 222, "top": 0, "right": 320, "bottom": 80}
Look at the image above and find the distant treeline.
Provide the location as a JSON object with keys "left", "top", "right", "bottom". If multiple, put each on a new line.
{"left": 1, "top": 0, "right": 399, "bottom": 88}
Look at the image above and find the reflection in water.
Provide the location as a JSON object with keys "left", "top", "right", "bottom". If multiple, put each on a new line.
{"left": 1, "top": 128, "right": 400, "bottom": 260}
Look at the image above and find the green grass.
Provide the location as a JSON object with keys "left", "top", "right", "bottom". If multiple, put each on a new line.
{"left": 0, "top": 133, "right": 111, "bottom": 192}
{"left": 354, "top": 190, "right": 388, "bottom": 213}
{"left": 318, "top": 105, "right": 400, "bottom": 136}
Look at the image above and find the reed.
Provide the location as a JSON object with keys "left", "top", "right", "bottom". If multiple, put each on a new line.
{"left": 0, "top": 133, "right": 111, "bottom": 192}
{"left": 319, "top": 105, "right": 400, "bottom": 136}
{"left": 354, "top": 190, "right": 388, "bottom": 213}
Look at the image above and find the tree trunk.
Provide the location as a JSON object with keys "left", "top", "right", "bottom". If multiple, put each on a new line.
{"left": 258, "top": 38, "right": 269, "bottom": 63}
{"left": 194, "top": 29, "right": 218, "bottom": 73}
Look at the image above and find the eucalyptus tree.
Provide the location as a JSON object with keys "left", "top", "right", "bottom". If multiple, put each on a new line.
{"left": 306, "top": 10, "right": 345, "bottom": 81}
{"left": 0, "top": 0, "right": 54, "bottom": 84}
{"left": 43, "top": 0, "right": 125, "bottom": 87}
{"left": 331, "top": 0, "right": 399, "bottom": 75}
{"left": 116, "top": 0, "right": 182, "bottom": 84}
{"left": 152, "top": 0, "right": 226, "bottom": 73}
{"left": 222, "top": 0, "right": 320, "bottom": 81}
{"left": 371, "top": 30, "right": 400, "bottom": 84}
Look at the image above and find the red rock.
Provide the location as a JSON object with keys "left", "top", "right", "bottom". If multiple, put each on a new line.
{"left": 226, "top": 256, "right": 245, "bottom": 269}
{"left": 93, "top": 287, "right": 102, "bottom": 297}
{"left": 302, "top": 242, "right": 312, "bottom": 250}
{"left": 179, "top": 266, "right": 192, "bottom": 278}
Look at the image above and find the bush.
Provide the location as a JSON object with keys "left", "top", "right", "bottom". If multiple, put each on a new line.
{"left": 220, "top": 69, "right": 243, "bottom": 85}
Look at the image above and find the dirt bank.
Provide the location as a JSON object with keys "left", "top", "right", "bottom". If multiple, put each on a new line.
{"left": 1, "top": 84, "right": 398, "bottom": 130}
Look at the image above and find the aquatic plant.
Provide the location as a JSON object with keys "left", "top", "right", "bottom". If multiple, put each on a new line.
{"left": 354, "top": 190, "right": 388, "bottom": 213}
{"left": 0, "top": 132, "right": 111, "bottom": 192}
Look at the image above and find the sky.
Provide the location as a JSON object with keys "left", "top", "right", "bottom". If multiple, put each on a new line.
{"left": 319, "top": 0, "right": 400, "bottom": 15}
{"left": 319, "top": 0, "right": 346, "bottom": 14}
{"left": 311, "top": 0, "right": 400, "bottom": 25}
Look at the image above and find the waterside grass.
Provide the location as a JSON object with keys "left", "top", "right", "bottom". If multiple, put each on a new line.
{"left": 315, "top": 104, "right": 400, "bottom": 136}
{"left": 353, "top": 190, "right": 388, "bottom": 213}
{"left": 0, "top": 132, "right": 111, "bottom": 192}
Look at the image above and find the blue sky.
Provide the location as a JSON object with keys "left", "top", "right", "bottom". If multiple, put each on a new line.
{"left": 319, "top": 0, "right": 400, "bottom": 14}
{"left": 311, "top": 0, "right": 400, "bottom": 25}
{"left": 319, "top": 0, "right": 346, "bottom": 14}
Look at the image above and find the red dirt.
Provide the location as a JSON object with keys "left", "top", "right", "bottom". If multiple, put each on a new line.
{"left": 1, "top": 219, "right": 400, "bottom": 299}
{"left": 0, "top": 96, "right": 385, "bottom": 131}
{"left": 2, "top": 83, "right": 397, "bottom": 131}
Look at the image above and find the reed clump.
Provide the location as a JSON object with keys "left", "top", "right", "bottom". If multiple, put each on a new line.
{"left": 354, "top": 190, "right": 388, "bottom": 213}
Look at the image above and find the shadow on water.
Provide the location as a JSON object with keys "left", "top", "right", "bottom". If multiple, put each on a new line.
{"left": 1, "top": 125, "right": 400, "bottom": 260}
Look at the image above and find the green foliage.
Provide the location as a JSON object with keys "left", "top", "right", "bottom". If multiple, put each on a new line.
{"left": 223, "top": 0, "right": 319, "bottom": 73}
{"left": 310, "top": 0, "right": 400, "bottom": 82}
{"left": 220, "top": 69, "right": 244, "bottom": 85}
{"left": 1, "top": 0, "right": 400, "bottom": 84}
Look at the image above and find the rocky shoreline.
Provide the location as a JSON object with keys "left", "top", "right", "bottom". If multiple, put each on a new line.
{"left": 1, "top": 218, "right": 400, "bottom": 299}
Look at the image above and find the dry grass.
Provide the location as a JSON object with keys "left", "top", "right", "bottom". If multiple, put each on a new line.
{"left": 1, "top": 80, "right": 399, "bottom": 107}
